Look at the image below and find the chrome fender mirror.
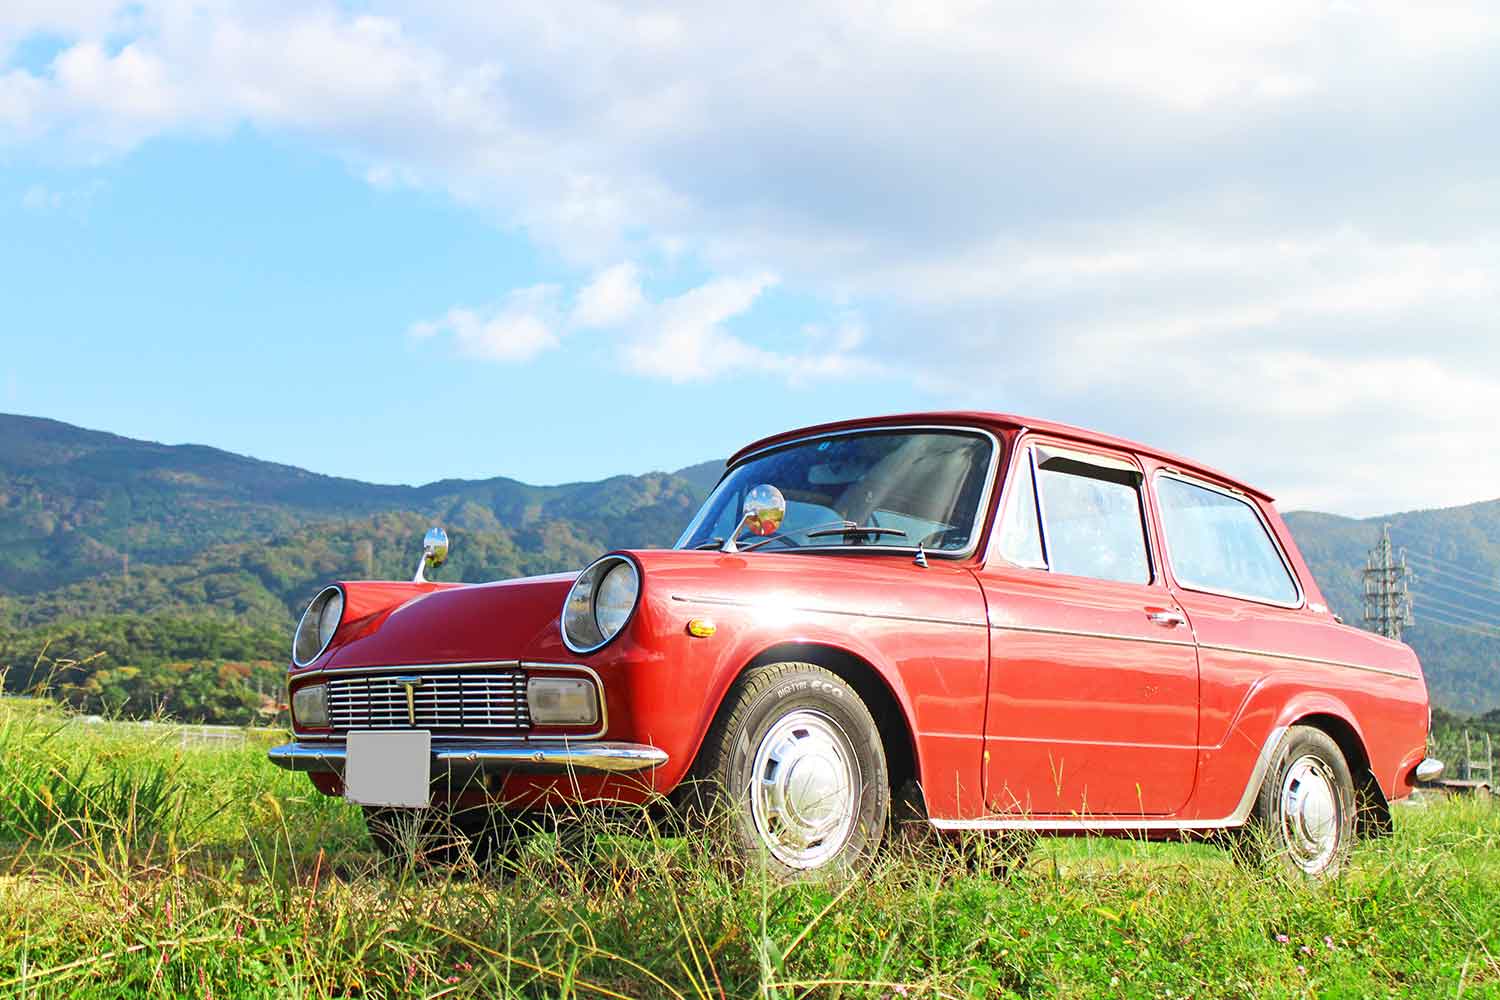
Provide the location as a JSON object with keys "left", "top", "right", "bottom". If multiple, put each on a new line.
{"left": 413, "top": 526, "right": 449, "bottom": 582}
{"left": 723, "top": 484, "right": 786, "bottom": 552}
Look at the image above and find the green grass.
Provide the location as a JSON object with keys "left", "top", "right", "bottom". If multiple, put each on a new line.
{"left": 1, "top": 698, "right": 1497, "bottom": 999}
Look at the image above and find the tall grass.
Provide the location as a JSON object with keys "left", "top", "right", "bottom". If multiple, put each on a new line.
{"left": 1, "top": 697, "right": 1496, "bottom": 999}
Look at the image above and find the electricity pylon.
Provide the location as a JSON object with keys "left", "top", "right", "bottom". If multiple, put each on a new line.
{"left": 1363, "top": 523, "right": 1414, "bottom": 640}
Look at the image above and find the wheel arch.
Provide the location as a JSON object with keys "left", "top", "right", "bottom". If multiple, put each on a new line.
{"left": 1291, "top": 711, "right": 1392, "bottom": 837}
{"left": 695, "top": 640, "right": 922, "bottom": 800}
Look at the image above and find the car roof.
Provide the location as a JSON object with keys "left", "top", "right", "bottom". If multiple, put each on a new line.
{"left": 726, "top": 410, "right": 1275, "bottom": 503}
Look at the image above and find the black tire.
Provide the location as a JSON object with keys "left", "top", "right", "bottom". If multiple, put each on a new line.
{"left": 683, "top": 662, "right": 889, "bottom": 878}
{"left": 363, "top": 805, "right": 525, "bottom": 870}
{"left": 1243, "top": 725, "right": 1357, "bottom": 877}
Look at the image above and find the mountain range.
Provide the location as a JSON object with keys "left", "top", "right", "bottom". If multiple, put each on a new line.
{"left": 2, "top": 412, "right": 1497, "bottom": 718}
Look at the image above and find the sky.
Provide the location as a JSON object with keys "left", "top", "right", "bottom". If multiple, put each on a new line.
{"left": 2, "top": 2, "right": 1498, "bottom": 516}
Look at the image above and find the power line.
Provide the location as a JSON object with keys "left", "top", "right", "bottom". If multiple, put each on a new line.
{"left": 1411, "top": 588, "right": 1500, "bottom": 618}
{"left": 1410, "top": 614, "right": 1500, "bottom": 641}
{"left": 1410, "top": 591, "right": 1500, "bottom": 629}
{"left": 1404, "top": 560, "right": 1500, "bottom": 599}
{"left": 1409, "top": 601, "right": 1500, "bottom": 636}
{"left": 1410, "top": 593, "right": 1494, "bottom": 632}
{"left": 1404, "top": 552, "right": 1500, "bottom": 590}
{"left": 1410, "top": 599, "right": 1499, "bottom": 627}
{"left": 1411, "top": 577, "right": 1500, "bottom": 611}
{"left": 1363, "top": 523, "right": 1413, "bottom": 641}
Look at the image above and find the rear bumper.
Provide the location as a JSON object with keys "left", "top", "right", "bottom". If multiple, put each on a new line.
{"left": 1414, "top": 757, "right": 1445, "bottom": 783}
{"left": 267, "top": 739, "right": 668, "bottom": 776}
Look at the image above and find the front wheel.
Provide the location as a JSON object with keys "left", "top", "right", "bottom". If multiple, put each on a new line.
{"left": 1245, "top": 726, "right": 1356, "bottom": 877}
{"left": 684, "top": 662, "right": 889, "bottom": 877}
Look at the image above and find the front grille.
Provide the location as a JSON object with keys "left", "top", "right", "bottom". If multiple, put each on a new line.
{"left": 326, "top": 670, "right": 530, "bottom": 733}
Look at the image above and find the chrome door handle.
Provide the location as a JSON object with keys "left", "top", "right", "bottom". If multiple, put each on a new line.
{"left": 1146, "top": 609, "right": 1187, "bottom": 628}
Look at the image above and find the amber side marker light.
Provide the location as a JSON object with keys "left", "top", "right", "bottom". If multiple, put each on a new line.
{"left": 687, "top": 618, "right": 717, "bottom": 638}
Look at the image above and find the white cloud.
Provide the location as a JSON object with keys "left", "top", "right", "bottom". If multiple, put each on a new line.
{"left": 419, "top": 268, "right": 880, "bottom": 386}
{"left": 409, "top": 285, "right": 560, "bottom": 363}
{"left": 6, "top": 2, "right": 1500, "bottom": 512}
{"left": 622, "top": 273, "right": 779, "bottom": 382}
{"left": 571, "top": 262, "right": 643, "bottom": 328}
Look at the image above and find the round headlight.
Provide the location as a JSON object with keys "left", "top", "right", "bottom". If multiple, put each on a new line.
{"left": 318, "top": 591, "right": 343, "bottom": 647}
{"left": 594, "top": 562, "right": 638, "bottom": 637}
{"left": 562, "top": 556, "right": 640, "bottom": 653}
{"left": 293, "top": 586, "right": 344, "bottom": 667}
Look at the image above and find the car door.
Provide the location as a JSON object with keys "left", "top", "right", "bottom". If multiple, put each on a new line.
{"left": 1147, "top": 471, "right": 1322, "bottom": 767}
{"left": 976, "top": 439, "right": 1200, "bottom": 816}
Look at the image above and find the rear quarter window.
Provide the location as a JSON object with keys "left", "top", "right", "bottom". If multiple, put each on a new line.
{"left": 1155, "top": 475, "right": 1300, "bottom": 606}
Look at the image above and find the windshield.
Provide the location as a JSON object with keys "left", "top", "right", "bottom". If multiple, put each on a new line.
{"left": 676, "top": 429, "right": 996, "bottom": 555}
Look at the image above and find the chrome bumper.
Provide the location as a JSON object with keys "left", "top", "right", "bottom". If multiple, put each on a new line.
{"left": 1414, "top": 757, "right": 1445, "bottom": 783}
{"left": 267, "top": 740, "right": 668, "bottom": 776}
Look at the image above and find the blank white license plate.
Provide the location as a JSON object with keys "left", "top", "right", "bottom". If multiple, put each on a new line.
{"left": 344, "top": 730, "right": 431, "bottom": 808}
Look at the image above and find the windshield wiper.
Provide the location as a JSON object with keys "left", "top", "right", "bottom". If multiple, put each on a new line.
{"left": 740, "top": 520, "right": 908, "bottom": 552}
{"left": 806, "top": 524, "right": 909, "bottom": 541}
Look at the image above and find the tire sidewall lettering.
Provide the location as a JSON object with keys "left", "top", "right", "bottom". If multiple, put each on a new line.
{"left": 772, "top": 679, "right": 845, "bottom": 700}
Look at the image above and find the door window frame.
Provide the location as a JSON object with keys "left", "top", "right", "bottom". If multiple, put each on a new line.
{"left": 987, "top": 435, "right": 1162, "bottom": 587}
{"left": 1150, "top": 469, "right": 1306, "bottom": 610}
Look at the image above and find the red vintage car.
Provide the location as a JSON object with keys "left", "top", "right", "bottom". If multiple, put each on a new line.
{"left": 269, "top": 412, "right": 1442, "bottom": 877}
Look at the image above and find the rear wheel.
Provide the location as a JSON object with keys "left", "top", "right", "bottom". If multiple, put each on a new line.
{"left": 684, "top": 662, "right": 889, "bottom": 877}
{"left": 1245, "top": 726, "right": 1356, "bottom": 877}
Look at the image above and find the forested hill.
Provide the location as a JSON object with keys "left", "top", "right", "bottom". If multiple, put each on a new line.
{"left": 0, "top": 412, "right": 722, "bottom": 597}
{"left": 2, "top": 412, "right": 1497, "bottom": 720}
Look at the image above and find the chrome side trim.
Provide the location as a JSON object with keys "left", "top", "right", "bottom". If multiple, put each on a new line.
{"left": 267, "top": 739, "right": 668, "bottom": 775}
{"left": 1414, "top": 758, "right": 1445, "bottom": 783}
{"left": 989, "top": 622, "right": 1418, "bottom": 679}
{"left": 931, "top": 725, "right": 1289, "bottom": 832}
{"left": 991, "top": 622, "right": 1196, "bottom": 649}
{"left": 1152, "top": 469, "right": 1306, "bottom": 611}
{"left": 669, "top": 593, "right": 986, "bottom": 630}
{"left": 676, "top": 424, "right": 1003, "bottom": 561}
{"left": 983, "top": 733, "right": 1199, "bottom": 751}
{"left": 289, "top": 661, "right": 610, "bottom": 741}
{"left": 1196, "top": 642, "right": 1420, "bottom": 680}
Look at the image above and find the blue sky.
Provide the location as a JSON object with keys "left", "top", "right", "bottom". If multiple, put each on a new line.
{"left": 2, "top": 132, "right": 924, "bottom": 484}
{"left": 3, "top": 3, "right": 1499, "bottom": 514}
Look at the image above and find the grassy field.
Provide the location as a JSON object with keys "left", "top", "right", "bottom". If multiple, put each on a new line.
{"left": 1, "top": 697, "right": 1497, "bottom": 999}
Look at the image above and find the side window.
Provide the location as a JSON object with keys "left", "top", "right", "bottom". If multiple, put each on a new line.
{"left": 1035, "top": 455, "right": 1151, "bottom": 584}
{"left": 996, "top": 450, "right": 1045, "bottom": 567}
{"left": 1155, "top": 476, "right": 1299, "bottom": 605}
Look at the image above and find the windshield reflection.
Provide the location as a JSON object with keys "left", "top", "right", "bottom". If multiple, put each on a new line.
{"left": 677, "top": 430, "right": 995, "bottom": 555}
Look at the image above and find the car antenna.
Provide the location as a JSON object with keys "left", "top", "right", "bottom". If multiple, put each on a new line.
{"left": 913, "top": 543, "right": 929, "bottom": 568}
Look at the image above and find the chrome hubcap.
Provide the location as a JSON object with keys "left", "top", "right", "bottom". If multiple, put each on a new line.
{"left": 1280, "top": 754, "right": 1341, "bottom": 873}
{"left": 749, "top": 710, "right": 861, "bottom": 869}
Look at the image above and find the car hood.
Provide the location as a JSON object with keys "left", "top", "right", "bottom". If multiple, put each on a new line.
{"left": 301, "top": 547, "right": 987, "bottom": 673}
{"left": 310, "top": 572, "right": 579, "bottom": 672}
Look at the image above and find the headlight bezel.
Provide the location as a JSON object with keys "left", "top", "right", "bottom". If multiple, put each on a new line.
{"left": 561, "top": 555, "right": 641, "bottom": 654}
{"left": 292, "top": 585, "right": 345, "bottom": 667}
